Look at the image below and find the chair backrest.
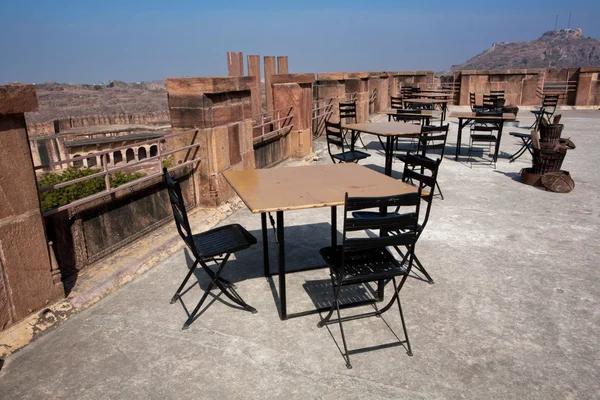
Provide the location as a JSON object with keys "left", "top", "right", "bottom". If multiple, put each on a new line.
{"left": 325, "top": 120, "right": 346, "bottom": 157}
{"left": 400, "top": 87, "right": 414, "bottom": 97}
{"left": 401, "top": 153, "right": 441, "bottom": 232}
{"left": 164, "top": 168, "right": 195, "bottom": 253}
{"left": 417, "top": 124, "right": 449, "bottom": 158}
{"left": 391, "top": 96, "right": 403, "bottom": 109}
{"left": 490, "top": 90, "right": 505, "bottom": 99}
{"left": 469, "top": 92, "right": 477, "bottom": 109}
{"left": 341, "top": 191, "right": 421, "bottom": 271}
{"left": 394, "top": 108, "right": 423, "bottom": 123}
{"left": 339, "top": 101, "right": 357, "bottom": 123}
{"left": 542, "top": 94, "right": 560, "bottom": 108}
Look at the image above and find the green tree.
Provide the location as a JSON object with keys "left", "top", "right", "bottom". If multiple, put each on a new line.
{"left": 38, "top": 167, "right": 146, "bottom": 212}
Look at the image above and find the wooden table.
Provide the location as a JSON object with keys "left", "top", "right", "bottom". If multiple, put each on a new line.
{"left": 223, "top": 163, "right": 420, "bottom": 320}
{"left": 378, "top": 108, "right": 442, "bottom": 125}
{"left": 413, "top": 92, "right": 453, "bottom": 99}
{"left": 449, "top": 111, "right": 517, "bottom": 162}
{"left": 341, "top": 122, "right": 421, "bottom": 176}
{"left": 403, "top": 98, "right": 452, "bottom": 121}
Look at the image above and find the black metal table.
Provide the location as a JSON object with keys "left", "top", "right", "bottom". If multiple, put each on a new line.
{"left": 341, "top": 122, "right": 422, "bottom": 176}
{"left": 223, "top": 163, "right": 420, "bottom": 320}
{"left": 449, "top": 112, "right": 517, "bottom": 162}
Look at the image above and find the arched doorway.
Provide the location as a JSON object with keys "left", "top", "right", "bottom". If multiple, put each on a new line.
{"left": 126, "top": 148, "right": 135, "bottom": 163}
{"left": 87, "top": 154, "right": 97, "bottom": 167}
{"left": 150, "top": 145, "right": 158, "bottom": 158}
{"left": 138, "top": 147, "right": 147, "bottom": 160}
{"left": 73, "top": 154, "right": 83, "bottom": 168}
{"left": 113, "top": 151, "right": 123, "bottom": 165}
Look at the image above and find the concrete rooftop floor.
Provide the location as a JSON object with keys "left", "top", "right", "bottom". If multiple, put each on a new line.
{"left": 1, "top": 109, "right": 599, "bottom": 399}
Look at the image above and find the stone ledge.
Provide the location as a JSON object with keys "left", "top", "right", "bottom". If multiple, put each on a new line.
{"left": 0, "top": 84, "right": 38, "bottom": 115}
{"left": 166, "top": 76, "right": 255, "bottom": 95}
{"left": 271, "top": 73, "right": 315, "bottom": 85}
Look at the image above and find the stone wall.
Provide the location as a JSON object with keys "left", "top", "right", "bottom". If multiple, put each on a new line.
{"left": 166, "top": 76, "right": 256, "bottom": 207}
{"left": 28, "top": 111, "right": 171, "bottom": 136}
{"left": 450, "top": 67, "right": 600, "bottom": 107}
{"left": 44, "top": 168, "right": 195, "bottom": 276}
{"left": 0, "top": 85, "right": 63, "bottom": 331}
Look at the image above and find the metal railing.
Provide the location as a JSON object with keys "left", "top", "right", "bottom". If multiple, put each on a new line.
{"left": 311, "top": 96, "right": 336, "bottom": 137}
{"left": 36, "top": 129, "right": 201, "bottom": 216}
{"left": 252, "top": 105, "right": 294, "bottom": 143}
{"left": 538, "top": 81, "right": 577, "bottom": 98}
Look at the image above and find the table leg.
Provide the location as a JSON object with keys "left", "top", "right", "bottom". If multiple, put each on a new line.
{"left": 331, "top": 206, "right": 337, "bottom": 247}
{"left": 276, "top": 211, "right": 286, "bottom": 320}
{"left": 261, "top": 212, "right": 269, "bottom": 277}
{"left": 493, "top": 121, "right": 505, "bottom": 163}
{"left": 385, "top": 136, "right": 393, "bottom": 176}
{"left": 455, "top": 118, "right": 464, "bottom": 160}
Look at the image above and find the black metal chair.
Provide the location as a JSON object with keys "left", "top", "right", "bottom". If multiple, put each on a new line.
{"left": 163, "top": 168, "right": 258, "bottom": 329}
{"left": 399, "top": 124, "right": 448, "bottom": 199}
{"left": 468, "top": 110, "right": 503, "bottom": 168}
{"left": 339, "top": 100, "right": 367, "bottom": 149}
{"left": 353, "top": 153, "right": 441, "bottom": 284}
{"left": 391, "top": 96, "right": 404, "bottom": 110}
{"left": 325, "top": 121, "right": 370, "bottom": 164}
{"left": 318, "top": 191, "right": 422, "bottom": 369}
{"left": 529, "top": 94, "right": 560, "bottom": 129}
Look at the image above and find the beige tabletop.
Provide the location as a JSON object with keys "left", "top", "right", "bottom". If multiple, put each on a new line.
{"left": 403, "top": 98, "right": 452, "bottom": 104}
{"left": 223, "top": 163, "right": 419, "bottom": 213}
{"left": 413, "top": 92, "right": 453, "bottom": 98}
{"left": 449, "top": 111, "right": 516, "bottom": 120}
{"left": 418, "top": 89, "right": 454, "bottom": 94}
{"left": 341, "top": 122, "right": 421, "bottom": 137}
{"left": 377, "top": 108, "right": 442, "bottom": 117}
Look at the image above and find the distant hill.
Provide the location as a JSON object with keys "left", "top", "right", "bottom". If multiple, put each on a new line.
{"left": 26, "top": 80, "right": 167, "bottom": 123}
{"left": 445, "top": 28, "right": 600, "bottom": 73}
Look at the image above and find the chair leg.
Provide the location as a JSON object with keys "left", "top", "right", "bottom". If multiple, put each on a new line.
{"left": 392, "top": 277, "right": 413, "bottom": 356}
{"left": 435, "top": 181, "right": 444, "bottom": 200}
{"left": 170, "top": 260, "right": 199, "bottom": 304}
{"left": 317, "top": 276, "right": 340, "bottom": 328}
{"left": 334, "top": 291, "right": 352, "bottom": 369}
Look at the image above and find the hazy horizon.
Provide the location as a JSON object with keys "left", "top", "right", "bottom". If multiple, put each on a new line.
{"left": 1, "top": 0, "right": 600, "bottom": 85}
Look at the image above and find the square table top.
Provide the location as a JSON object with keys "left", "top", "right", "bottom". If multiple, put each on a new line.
{"left": 403, "top": 98, "right": 452, "bottom": 104}
{"left": 377, "top": 108, "right": 442, "bottom": 117}
{"left": 449, "top": 111, "right": 517, "bottom": 121}
{"left": 341, "top": 121, "right": 421, "bottom": 137}
{"left": 418, "top": 89, "right": 454, "bottom": 94}
{"left": 412, "top": 92, "right": 453, "bottom": 98}
{"left": 223, "top": 163, "right": 419, "bottom": 213}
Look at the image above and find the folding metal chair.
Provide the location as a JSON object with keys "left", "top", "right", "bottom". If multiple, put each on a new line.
{"left": 390, "top": 96, "right": 404, "bottom": 110}
{"left": 529, "top": 94, "right": 559, "bottom": 129}
{"left": 318, "top": 191, "right": 422, "bottom": 369}
{"left": 339, "top": 101, "right": 367, "bottom": 149}
{"left": 468, "top": 111, "right": 503, "bottom": 168}
{"left": 164, "top": 168, "right": 258, "bottom": 329}
{"left": 353, "top": 153, "right": 441, "bottom": 284}
{"left": 324, "top": 121, "right": 370, "bottom": 164}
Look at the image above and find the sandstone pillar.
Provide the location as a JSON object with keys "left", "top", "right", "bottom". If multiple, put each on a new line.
{"left": 0, "top": 84, "right": 63, "bottom": 332}
{"left": 247, "top": 55, "right": 262, "bottom": 118}
{"left": 264, "top": 56, "right": 276, "bottom": 114}
{"left": 166, "top": 77, "right": 256, "bottom": 206}
{"left": 277, "top": 56, "right": 289, "bottom": 74}
{"left": 227, "top": 52, "right": 244, "bottom": 76}
{"left": 272, "top": 74, "right": 315, "bottom": 158}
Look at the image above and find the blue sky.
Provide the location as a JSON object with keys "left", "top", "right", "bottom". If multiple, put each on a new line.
{"left": 1, "top": 0, "right": 599, "bottom": 84}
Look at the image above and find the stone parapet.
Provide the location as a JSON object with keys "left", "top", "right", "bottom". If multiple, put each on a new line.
{"left": 167, "top": 76, "right": 255, "bottom": 207}
{"left": 0, "top": 84, "right": 63, "bottom": 332}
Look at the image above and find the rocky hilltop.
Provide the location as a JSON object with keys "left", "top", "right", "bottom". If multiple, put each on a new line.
{"left": 447, "top": 28, "right": 600, "bottom": 72}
